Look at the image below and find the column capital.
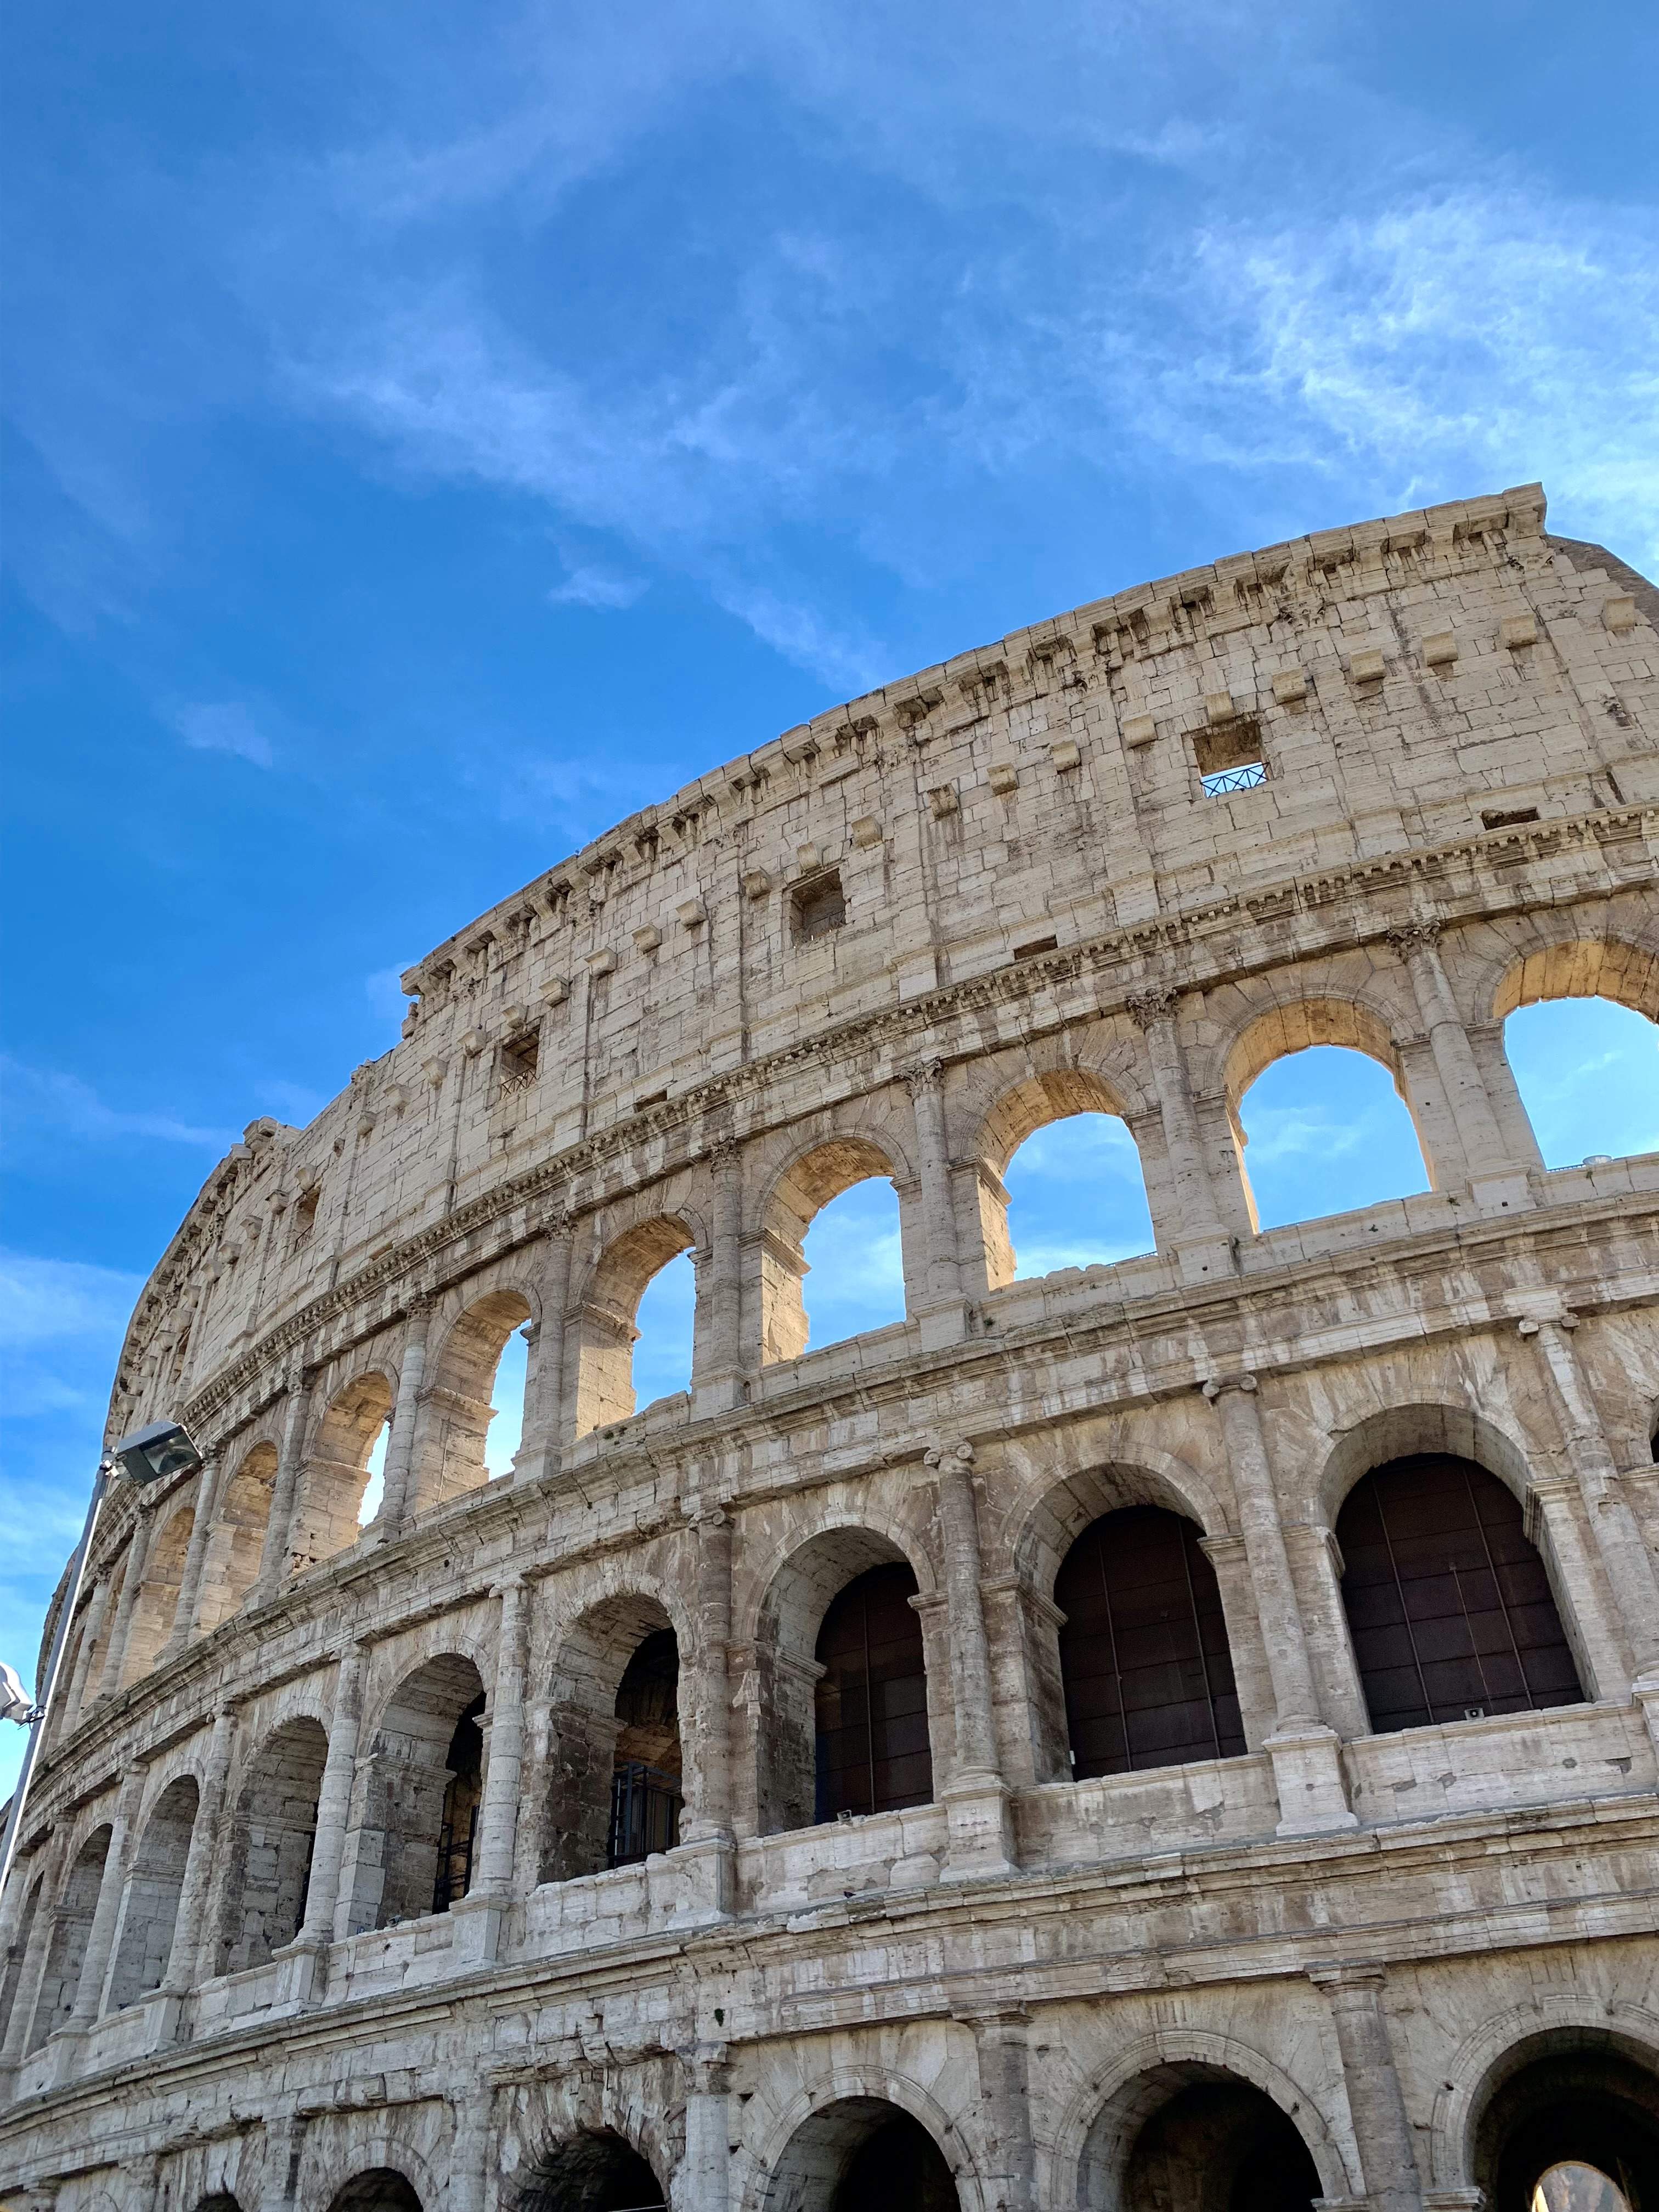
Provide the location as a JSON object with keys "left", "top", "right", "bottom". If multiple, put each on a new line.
{"left": 1126, "top": 985, "right": 1179, "bottom": 1029}
{"left": 905, "top": 1056, "right": 945, "bottom": 1098}
{"left": 1201, "top": 1371, "right": 1259, "bottom": 1400}
{"left": 1384, "top": 918, "right": 1442, "bottom": 953}
{"left": 1307, "top": 1959, "right": 1389, "bottom": 1991}
{"left": 924, "top": 1436, "right": 976, "bottom": 1475}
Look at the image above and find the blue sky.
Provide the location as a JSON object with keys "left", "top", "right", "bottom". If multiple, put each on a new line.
{"left": 3, "top": 0, "right": 1657, "bottom": 1780}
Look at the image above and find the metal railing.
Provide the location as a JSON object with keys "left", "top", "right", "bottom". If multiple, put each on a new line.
{"left": 607, "top": 1762, "right": 682, "bottom": 1869}
{"left": 1201, "top": 761, "right": 1267, "bottom": 795}
{"left": 432, "top": 1804, "right": 478, "bottom": 1914}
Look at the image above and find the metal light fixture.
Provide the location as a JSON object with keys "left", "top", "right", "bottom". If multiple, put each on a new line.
{"left": 0, "top": 1418, "right": 203, "bottom": 1905}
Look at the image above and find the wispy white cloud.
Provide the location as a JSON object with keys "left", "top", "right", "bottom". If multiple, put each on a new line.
{"left": 549, "top": 562, "right": 648, "bottom": 610}
{"left": 1, "top": 1057, "right": 236, "bottom": 1149}
{"left": 168, "top": 699, "right": 275, "bottom": 767}
{"left": 0, "top": 1250, "right": 143, "bottom": 1360}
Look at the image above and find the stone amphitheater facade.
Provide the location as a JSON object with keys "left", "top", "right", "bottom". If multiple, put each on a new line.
{"left": 3, "top": 481, "right": 1658, "bottom": 2212}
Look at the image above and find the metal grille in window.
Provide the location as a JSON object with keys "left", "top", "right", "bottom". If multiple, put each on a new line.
{"left": 1201, "top": 761, "right": 1266, "bottom": 795}
{"left": 1336, "top": 1453, "right": 1585, "bottom": 1735}
{"left": 607, "top": 1762, "right": 682, "bottom": 1867}
{"left": 499, "top": 1028, "right": 540, "bottom": 1098}
{"left": 431, "top": 1804, "right": 477, "bottom": 1914}
{"left": 814, "top": 1562, "right": 934, "bottom": 1820}
{"left": 1056, "top": 1505, "right": 1245, "bottom": 1778}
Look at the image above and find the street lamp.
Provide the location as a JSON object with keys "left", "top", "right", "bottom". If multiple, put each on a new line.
{"left": 0, "top": 1419, "right": 203, "bottom": 1906}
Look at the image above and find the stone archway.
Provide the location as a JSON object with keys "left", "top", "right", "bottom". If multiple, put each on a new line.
{"left": 763, "top": 2096, "right": 960, "bottom": 2212}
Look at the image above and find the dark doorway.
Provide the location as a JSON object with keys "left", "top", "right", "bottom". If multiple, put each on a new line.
{"left": 432, "top": 1692, "right": 485, "bottom": 1914}
{"left": 831, "top": 2110, "right": 958, "bottom": 2212}
{"left": 1476, "top": 2040, "right": 1659, "bottom": 2212}
{"left": 1336, "top": 1455, "right": 1584, "bottom": 1734}
{"left": 1124, "top": 2080, "right": 1321, "bottom": 2212}
{"left": 514, "top": 2128, "right": 667, "bottom": 2212}
{"left": 814, "top": 1563, "right": 933, "bottom": 1820}
{"left": 327, "top": 2174, "right": 424, "bottom": 2212}
{"left": 1056, "top": 1505, "right": 1245, "bottom": 1778}
{"left": 608, "top": 1628, "right": 682, "bottom": 1869}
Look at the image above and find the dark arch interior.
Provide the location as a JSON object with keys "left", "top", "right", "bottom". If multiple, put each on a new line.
{"left": 513, "top": 2128, "right": 667, "bottom": 2212}
{"left": 433, "top": 1691, "right": 486, "bottom": 1914}
{"left": 195, "top": 2198, "right": 244, "bottom": 2211}
{"left": 327, "top": 2174, "right": 424, "bottom": 2212}
{"left": 1336, "top": 1454, "right": 1584, "bottom": 1734}
{"left": 832, "top": 2111, "right": 958, "bottom": 2212}
{"left": 608, "top": 1627, "right": 682, "bottom": 1867}
{"left": 814, "top": 1562, "right": 932, "bottom": 1821}
{"left": 1056, "top": 1505, "right": 1244, "bottom": 1778}
{"left": 1125, "top": 2081, "right": 1320, "bottom": 2212}
{"left": 1476, "top": 2042, "right": 1659, "bottom": 2212}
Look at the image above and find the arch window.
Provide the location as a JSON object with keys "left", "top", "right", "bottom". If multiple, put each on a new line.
{"left": 0, "top": 1875, "right": 43, "bottom": 2050}
{"left": 1056, "top": 1507, "right": 1244, "bottom": 1778}
{"left": 765, "top": 2098, "right": 959, "bottom": 2212}
{"left": 325, "top": 2178, "right": 424, "bottom": 2212}
{"left": 1474, "top": 2038, "right": 1659, "bottom": 2212}
{"left": 217, "top": 1717, "right": 329, "bottom": 1976}
{"left": 27, "top": 1825, "right": 110, "bottom": 2052}
{"left": 516, "top": 2132, "right": 666, "bottom": 2212}
{"left": 1504, "top": 996, "right": 1659, "bottom": 1169}
{"left": 413, "top": 1289, "right": 534, "bottom": 1513}
{"left": 289, "top": 1371, "right": 394, "bottom": 1574}
{"left": 107, "top": 1776, "right": 199, "bottom": 2011}
{"left": 122, "top": 1506, "right": 196, "bottom": 1682}
{"left": 340, "top": 1653, "right": 487, "bottom": 1934}
{"left": 1336, "top": 1455, "right": 1584, "bottom": 1735}
{"left": 608, "top": 1628, "right": 682, "bottom": 1867}
{"left": 814, "top": 1564, "right": 932, "bottom": 1821}
{"left": 1080, "top": 2072, "right": 1321, "bottom": 2212}
{"left": 573, "top": 1220, "right": 696, "bottom": 1437}
{"left": 542, "top": 1600, "right": 681, "bottom": 1883}
{"left": 196, "top": 1442, "right": 276, "bottom": 1633}
{"left": 978, "top": 1073, "right": 1156, "bottom": 1289}
{"left": 763, "top": 1140, "right": 905, "bottom": 1365}
{"left": 1235, "top": 1045, "right": 1431, "bottom": 1230}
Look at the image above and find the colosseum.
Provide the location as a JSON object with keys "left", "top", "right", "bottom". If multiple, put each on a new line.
{"left": 2, "top": 481, "right": 1657, "bottom": 2212}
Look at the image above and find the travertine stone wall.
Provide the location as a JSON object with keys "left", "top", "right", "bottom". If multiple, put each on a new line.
{"left": 2, "top": 486, "right": 1657, "bottom": 2212}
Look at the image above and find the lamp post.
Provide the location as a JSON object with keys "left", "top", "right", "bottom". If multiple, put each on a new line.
{"left": 0, "top": 1420, "right": 202, "bottom": 1908}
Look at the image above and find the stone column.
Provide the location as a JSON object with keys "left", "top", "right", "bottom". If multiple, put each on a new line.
{"left": 1387, "top": 923, "right": 1529, "bottom": 1211}
{"left": 1525, "top": 1475, "right": 1633, "bottom": 1706}
{"left": 1127, "top": 990, "right": 1235, "bottom": 1281}
{"left": 448, "top": 2089, "right": 492, "bottom": 2212}
{"left": 515, "top": 1212, "right": 573, "bottom": 1483}
{"left": 930, "top": 1441, "right": 1016, "bottom": 1877}
{"left": 453, "top": 1578, "right": 530, "bottom": 1966}
{"left": 161, "top": 1449, "right": 225, "bottom": 1662}
{"left": 694, "top": 1143, "right": 747, "bottom": 1415}
{"left": 907, "top": 1062, "right": 970, "bottom": 1346}
{"left": 157, "top": 1705, "right": 237, "bottom": 2008}
{"left": 1527, "top": 1316, "right": 1659, "bottom": 1689}
{"left": 252, "top": 1363, "right": 313, "bottom": 1603}
{"left": 259, "top": 2107, "right": 302, "bottom": 2212}
{"left": 680, "top": 2042, "right": 733, "bottom": 2211}
{"left": 376, "top": 1299, "right": 433, "bottom": 1536}
{"left": 273, "top": 1643, "right": 365, "bottom": 2001}
{"left": 1311, "top": 1964, "right": 1425, "bottom": 2212}
{"left": 674, "top": 1508, "right": 737, "bottom": 1923}
{"left": 1203, "top": 1377, "right": 1356, "bottom": 1835}
{"left": 66, "top": 1765, "right": 146, "bottom": 2035}
{"left": 95, "top": 1502, "right": 160, "bottom": 1705}
{"left": 965, "top": 2008, "right": 1037, "bottom": 2212}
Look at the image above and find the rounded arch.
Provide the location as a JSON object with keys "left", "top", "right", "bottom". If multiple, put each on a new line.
{"left": 1430, "top": 2001, "right": 1659, "bottom": 2192}
{"left": 1010, "top": 1456, "right": 1234, "bottom": 1592}
{"left": 760, "top": 1136, "right": 905, "bottom": 1366}
{"left": 572, "top": 1215, "right": 697, "bottom": 1437}
{"left": 341, "top": 1650, "right": 488, "bottom": 1934}
{"left": 1493, "top": 934, "right": 1659, "bottom": 1024}
{"left": 215, "top": 1714, "right": 330, "bottom": 1977}
{"left": 973, "top": 1069, "right": 1154, "bottom": 1292}
{"left": 751, "top": 1522, "right": 937, "bottom": 1836}
{"left": 1317, "top": 1400, "right": 1537, "bottom": 1531}
{"left": 122, "top": 1501, "right": 197, "bottom": 1682}
{"left": 198, "top": 1438, "right": 278, "bottom": 1633}
{"left": 541, "top": 1587, "right": 684, "bottom": 1882}
{"left": 1056, "top": 2029, "right": 1350, "bottom": 2210}
{"left": 301, "top": 2131, "right": 442, "bottom": 2212}
{"left": 325, "top": 2172, "right": 424, "bottom": 2211}
{"left": 27, "top": 1822, "right": 112, "bottom": 2051}
{"left": 1464, "top": 2024, "right": 1659, "bottom": 2211}
{"left": 751, "top": 2075, "right": 978, "bottom": 2212}
{"left": 107, "top": 1773, "right": 200, "bottom": 2011}
{"left": 511, "top": 2126, "right": 668, "bottom": 2211}
{"left": 290, "top": 1370, "right": 394, "bottom": 1575}
{"left": 412, "top": 1285, "right": 535, "bottom": 1514}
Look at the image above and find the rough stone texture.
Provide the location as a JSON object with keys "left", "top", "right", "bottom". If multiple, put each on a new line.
{"left": 3, "top": 482, "right": 1658, "bottom": 2210}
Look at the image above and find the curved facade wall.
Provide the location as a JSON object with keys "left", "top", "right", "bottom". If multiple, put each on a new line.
{"left": 2, "top": 483, "right": 1658, "bottom": 2211}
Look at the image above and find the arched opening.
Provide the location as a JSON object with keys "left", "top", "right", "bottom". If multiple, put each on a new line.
{"left": 814, "top": 1564, "right": 932, "bottom": 1822}
{"left": 122, "top": 1505, "right": 196, "bottom": 1681}
{"left": 340, "top": 1653, "right": 488, "bottom": 1934}
{"left": 1337, "top": 1455, "right": 1584, "bottom": 1735}
{"left": 1235, "top": 1045, "right": 1432, "bottom": 1230}
{"left": 763, "top": 1140, "right": 905, "bottom": 1365}
{"left": 542, "top": 1597, "right": 682, "bottom": 1882}
{"left": 763, "top": 2098, "right": 959, "bottom": 2212}
{"left": 195, "top": 2197, "right": 245, "bottom": 2211}
{"left": 289, "top": 1371, "right": 395, "bottom": 1575}
{"left": 196, "top": 1441, "right": 276, "bottom": 1633}
{"left": 1057, "top": 1507, "right": 1244, "bottom": 1778}
{"left": 0, "top": 1874, "right": 44, "bottom": 2050}
{"left": 573, "top": 1220, "right": 696, "bottom": 1437}
{"left": 755, "top": 1531, "right": 935, "bottom": 1835}
{"left": 513, "top": 2128, "right": 667, "bottom": 2212}
{"left": 1079, "top": 2063, "right": 1322, "bottom": 2210}
{"left": 1504, "top": 998, "right": 1659, "bottom": 1169}
{"left": 215, "top": 1717, "right": 329, "bottom": 1976}
{"left": 410, "top": 1289, "right": 535, "bottom": 1514}
{"left": 27, "top": 1825, "right": 111, "bottom": 2051}
{"left": 978, "top": 1072, "right": 1155, "bottom": 1288}
{"left": 631, "top": 1249, "right": 696, "bottom": 1410}
{"left": 1472, "top": 2035, "right": 1659, "bottom": 2212}
{"left": 107, "top": 1775, "right": 199, "bottom": 2011}
{"left": 357, "top": 1419, "right": 391, "bottom": 1527}
{"left": 325, "top": 2176, "right": 424, "bottom": 2212}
